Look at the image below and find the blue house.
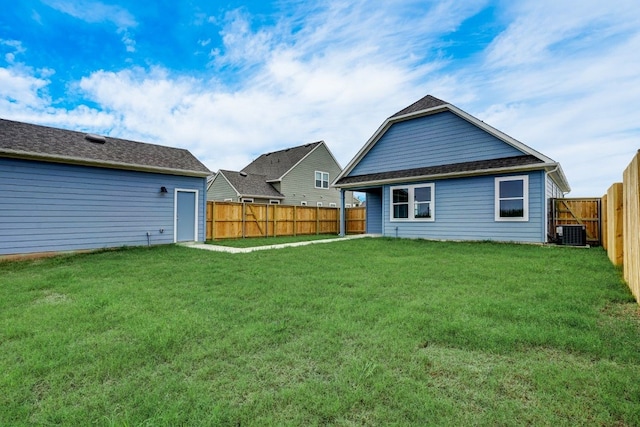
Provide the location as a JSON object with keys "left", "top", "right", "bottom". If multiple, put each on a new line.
{"left": 334, "top": 95, "right": 571, "bottom": 243}
{"left": 0, "top": 119, "right": 211, "bottom": 257}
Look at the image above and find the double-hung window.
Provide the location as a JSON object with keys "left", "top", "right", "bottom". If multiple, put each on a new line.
{"left": 495, "top": 175, "right": 528, "bottom": 221}
{"left": 390, "top": 183, "right": 435, "bottom": 221}
{"left": 315, "top": 171, "right": 329, "bottom": 189}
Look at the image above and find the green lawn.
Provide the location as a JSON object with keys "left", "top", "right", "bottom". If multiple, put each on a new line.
{"left": 1, "top": 238, "right": 639, "bottom": 426}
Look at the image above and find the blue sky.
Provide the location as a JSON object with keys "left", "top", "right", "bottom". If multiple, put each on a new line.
{"left": 1, "top": 0, "right": 639, "bottom": 196}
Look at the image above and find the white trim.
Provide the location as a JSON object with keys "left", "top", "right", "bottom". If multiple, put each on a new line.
{"left": 1, "top": 149, "right": 211, "bottom": 177}
{"left": 317, "top": 202, "right": 323, "bottom": 207}
{"left": 333, "top": 101, "right": 570, "bottom": 193}
{"left": 216, "top": 170, "right": 242, "bottom": 198}
{"left": 315, "top": 170, "right": 330, "bottom": 189}
{"left": 174, "top": 188, "right": 199, "bottom": 242}
{"left": 334, "top": 162, "right": 557, "bottom": 190}
{"left": 329, "top": 202, "right": 337, "bottom": 207}
{"left": 390, "top": 183, "right": 435, "bottom": 222}
{"left": 278, "top": 141, "right": 343, "bottom": 183}
{"left": 240, "top": 198, "right": 254, "bottom": 203}
{"left": 301, "top": 201, "right": 308, "bottom": 206}
{"left": 495, "top": 175, "right": 529, "bottom": 222}
{"left": 269, "top": 199, "right": 280, "bottom": 205}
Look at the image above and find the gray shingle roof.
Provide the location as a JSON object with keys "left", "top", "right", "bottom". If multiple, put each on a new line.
{"left": 389, "top": 94, "right": 448, "bottom": 118}
{"left": 335, "top": 155, "right": 543, "bottom": 186}
{"left": 219, "top": 170, "right": 284, "bottom": 198}
{"left": 0, "top": 118, "right": 211, "bottom": 176}
{"left": 241, "top": 141, "right": 322, "bottom": 180}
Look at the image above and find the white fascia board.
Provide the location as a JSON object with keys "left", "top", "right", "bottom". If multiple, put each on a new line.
{"left": 278, "top": 141, "right": 337, "bottom": 182}
{"left": 216, "top": 170, "right": 241, "bottom": 197}
{"left": 334, "top": 162, "right": 560, "bottom": 190}
{"left": 335, "top": 102, "right": 559, "bottom": 183}
{"left": 0, "top": 149, "right": 211, "bottom": 177}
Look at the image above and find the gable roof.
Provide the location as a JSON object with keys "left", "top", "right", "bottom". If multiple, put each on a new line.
{"left": 242, "top": 141, "right": 325, "bottom": 181}
{"left": 216, "top": 169, "right": 285, "bottom": 199}
{"left": 0, "top": 118, "right": 211, "bottom": 177}
{"left": 334, "top": 95, "right": 570, "bottom": 193}
{"left": 389, "top": 94, "right": 448, "bottom": 118}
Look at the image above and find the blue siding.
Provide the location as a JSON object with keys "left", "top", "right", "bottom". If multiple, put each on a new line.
{"left": 365, "top": 190, "right": 382, "bottom": 234}
{"left": 0, "top": 158, "right": 206, "bottom": 256}
{"left": 380, "top": 171, "right": 546, "bottom": 243}
{"left": 350, "top": 111, "right": 524, "bottom": 176}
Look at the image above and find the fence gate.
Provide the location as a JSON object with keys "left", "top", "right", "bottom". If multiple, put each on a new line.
{"left": 549, "top": 198, "right": 601, "bottom": 246}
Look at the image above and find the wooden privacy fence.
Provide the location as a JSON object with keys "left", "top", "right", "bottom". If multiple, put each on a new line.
{"left": 602, "top": 150, "right": 640, "bottom": 304}
{"left": 206, "top": 201, "right": 366, "bottom": 240}
{"left": 549, "top": 198, "right": 601, "bottom": 246}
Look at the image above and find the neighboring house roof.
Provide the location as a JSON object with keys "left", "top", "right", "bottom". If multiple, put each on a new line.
{"left": 334, "top": 94, "right": 570, "bottom": 192}
{"left": 0, "top": 118, "right": 211, "bottom": 177}
{"left": 216, "top": 169, "right": 285, "bottom": 199}
{"left": 242, "top": 141, "right": 326, "bottom": 182}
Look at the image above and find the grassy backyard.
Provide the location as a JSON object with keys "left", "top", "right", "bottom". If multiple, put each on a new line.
{"left": 1, "top": 238, "right": 639, "bottom": 425}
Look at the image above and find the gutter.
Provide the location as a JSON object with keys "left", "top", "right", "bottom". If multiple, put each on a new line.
{"left": 334, "top": 163, "right": 559, "bottom": 190}
{"left": 1, "top": 149, "right": 211, "bottom": 178}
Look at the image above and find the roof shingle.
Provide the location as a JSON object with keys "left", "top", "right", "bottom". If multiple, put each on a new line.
{"left": 219, "top": 170, "right": 284, "bottom": 198}
{"left": 0, "top": 118, "right": 211, "bottom": 176}
{"left": 389, "top": 94, "right": 448, "bottom": 118}
{"left": 242, "top": 141, "right": 321, "bottom": 180}
{"left": 335, "top": 155, "right": 544, "bottom": 186}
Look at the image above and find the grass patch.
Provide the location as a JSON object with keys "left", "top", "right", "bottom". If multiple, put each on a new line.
{"left": 1, "top": 239, "right": 639, "bottom": 425}
{"left": 208, "top": 233, "right": 342, "bottom": 248}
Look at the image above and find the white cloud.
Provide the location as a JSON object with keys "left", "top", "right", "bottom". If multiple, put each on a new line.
{"left": 42, "top": 0, "right": 137, "bottom": 52}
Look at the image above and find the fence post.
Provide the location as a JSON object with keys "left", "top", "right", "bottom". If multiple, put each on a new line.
{"left": 214, "top": 201, "right": 219, "bottom": 240}
{"left": 293, "top": 206, "right": 297, "bottom": 236}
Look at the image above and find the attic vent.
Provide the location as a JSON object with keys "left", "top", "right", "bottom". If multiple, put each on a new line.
{"left": 85, "top": 134, "right": 106, "bottom": 144}
{"left": 239, "top": 171, "right": 248, "bottom": 177}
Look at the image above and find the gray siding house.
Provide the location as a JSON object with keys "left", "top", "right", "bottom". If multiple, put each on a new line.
{"left": 208, "top": 141, "right": 358, "bottom": 207}
{"left": 0, "top": 118, "right": 211, "bottom": 257}
{"left": 334, "top": 95, "right": 570, "bottom": 243}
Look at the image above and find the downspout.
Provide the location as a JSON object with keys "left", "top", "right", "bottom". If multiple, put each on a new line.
{"left": 545, "top": 164, "right": 561, "bottom": 244}
{"left": 339, "top": 189, "right": 346, "bottom": 237}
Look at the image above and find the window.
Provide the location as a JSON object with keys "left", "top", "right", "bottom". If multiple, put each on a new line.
{"left": 329, "top": 203, "right": 337, "bottom": 207}
{"left": 317, "top": 202, "right": 323, "bottom": 207}
{"left": 495, "top": 176, "right": 528, "bottom": 221}
{"left": 240, "top": 198, "right": 254, "bottom": 203}
{"left": 301, "top": 201, "right": 308, "bottom": 206}
{"left": 269, "top": 200, "right": 280, "bottom": 205}
{"left": 223, "top": 198, "right": 233, "bottom": 202}
{"left": 315, "top": 171, "right": 329, "bottom": 189}
{"left": 390, "top": 183, "right": 435, "bottom": 221}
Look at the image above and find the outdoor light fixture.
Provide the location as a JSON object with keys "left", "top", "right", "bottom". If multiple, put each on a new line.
{"left": 160, "top": 186, "right": 168, "bottom": 193}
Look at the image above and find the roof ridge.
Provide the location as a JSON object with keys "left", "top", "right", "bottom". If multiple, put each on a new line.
{"left": 389, "top": 94, "right": 448, "bottom": 118}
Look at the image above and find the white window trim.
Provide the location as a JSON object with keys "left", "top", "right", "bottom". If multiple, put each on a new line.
{"left": 329, "top": 202, "right": 337, "bottom": 207}
{"left": 241, "top": 198, "right": 254, "bottom": 203}
{"left": 301, "top": 201, "right": 308, "bottom": 206}
{"left": 345, "top": 203, "right": 352, "bottom": 208}
{"left": 317, "top": 202, "right": 323, "bottom": 207}
{"left": 389, "top": 183, "right": 435, "bottom": 222}
{"left": 269, "top": 200, "right": 280, "bottom": 205}
{"left": 314, "top": 171, "right": 330, "bottom": 189}
{"left": 495, "top": 175, "right": 529, "bottom": 222}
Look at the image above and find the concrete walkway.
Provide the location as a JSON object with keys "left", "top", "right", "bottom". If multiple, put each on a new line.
{"left": 181, "top": 234, "right": 378, "bottom": 254}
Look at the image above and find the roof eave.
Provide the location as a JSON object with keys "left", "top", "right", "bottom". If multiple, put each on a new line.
{"left": 1, "top": 149, "right": 211, "bottom": 178}
{"left": 334, "top": 163, "right": 557, "bottom": 189}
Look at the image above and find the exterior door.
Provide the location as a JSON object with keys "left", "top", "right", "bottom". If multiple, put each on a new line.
{"left": 176, "top": 190, "right": 197, "bottom": 242}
